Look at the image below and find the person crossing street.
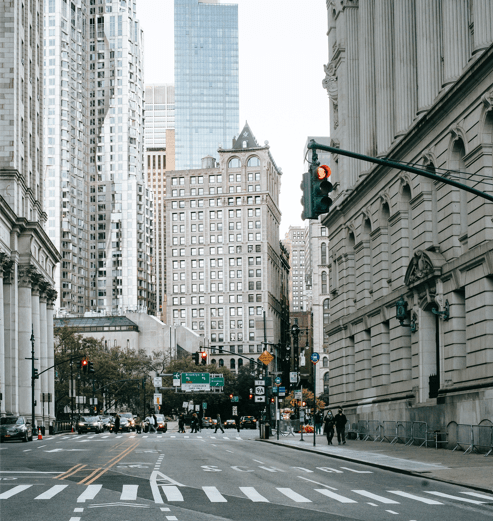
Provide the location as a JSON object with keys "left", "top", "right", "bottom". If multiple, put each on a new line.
{"left": 214, "top": 413, "right": 225, "bottom": 433}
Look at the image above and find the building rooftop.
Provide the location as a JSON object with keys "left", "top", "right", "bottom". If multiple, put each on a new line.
{"left": 54, "top": 316, "right": 139, "bottom": 332}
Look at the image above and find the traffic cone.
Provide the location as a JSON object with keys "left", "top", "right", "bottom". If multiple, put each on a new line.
{"left": 37, "top": 427, "right": 43, "bottom": 440}
{"left": 71, "top": 425, "right": 74, "bottom": 433}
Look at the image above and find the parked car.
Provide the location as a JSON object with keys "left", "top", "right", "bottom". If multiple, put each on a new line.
{"left": 223, "top": 419, "right": 236, "bottom": 429}
{"left": 240, "top": 416, "right": 257, "bottom": 429}
{"left": 77, "top": 416, "right": 103, "bottom": 434}
{"left": 202, "top": 417, "right": 213, "bottom": 429}
{"left": 0, "top": 416, "right": 33, "bottom": 442}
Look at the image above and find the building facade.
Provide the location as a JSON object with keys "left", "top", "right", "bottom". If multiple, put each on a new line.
{"left": 144, "top": 84, "right": 175, "bottom": 148}
{"left": 174, "top": 0, "right": 239, "bottom": 170}
{"left": 323, "top": 0, "right": 493, "bottom": 427}
{"left": 165, "top": 123, "right": 287, "bottom": 372}
{"left": 0, "top": 0, "right": 61, "bottom": 426}
{"left": 44, "top": 0, "right": 154, "bottom": 317}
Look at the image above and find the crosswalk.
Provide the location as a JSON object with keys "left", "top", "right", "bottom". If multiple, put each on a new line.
{"left": 1, "top": 482, "right": 492, "bottom": 507}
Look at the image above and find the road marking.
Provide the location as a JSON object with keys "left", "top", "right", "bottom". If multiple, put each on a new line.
{"left": 82, "top": 443, "right": 139, "bottom": 484}
{"left": 77, "top": 485, "right": 102, "bottom": 502}
{"left": 223, "top": 437, "right": 230, "bottom": 440}
{"left": 88, "top": 502, "right": 149, "bottom": 508}
{"left": 1, "top": 471, "right": 60, "bottom": 474}
{"left": 316, "top": 467, "right": 343, "bottom": 473}
{"left": 388, "top": 491, "right": 442, "bottom": 504}
{"left": 120, "top": 485, "right": 139, "bottom": 501}
{"left": 426, "top": 491, "right": 486, "bottom": 504}
{"left": 161, "top": 486, "right": 184, "bottom": 501}
{"left": 0, "top": 485, "right": 32, "bottom": 499}
{"left": 34, "top": 485, "right": 69, "bottom": 499}
{"left": 78, "top": 468, "right": 103, "bottom": 485}
{"left": 340, "top": 467, "right": 372, "bottom": 473}
{"left": 315, "top": 489, "right": 357, "bottom": 503}
{"left": 69, "top": 518, "right": 81, "bottom": 521}
{"left": 297, "top": 476, "right": 338, "bottom": 490}
{"left": 37, "top": 445, "right": 46, "bottom": 449}
{"left": 258, "top": 466, "right": 285, "bottom": 473}
{"left": 160, "top": 507, "right": 170, "bottom": 511}
{"left": 203, "top": 486, "right": 227, "bottom": 502}
{"left": 74, "top": 508, "right": 83, "bottom": 512}
{"left": 57, "top": 464, "right": 86, "bottom": 480}
{"left": 23, "top": 449, "right": 32, "bottom": 452}
{"left": 277, "top": 488, "right": 312, "bottom": 503}
{"left": 225, "top": 450, "right": 234, "bottom": 453}
{"left": 240, "top": 487, "right": 269, "bottom": 502}
{"left": 352, "top": 490, "right": 399, "bottom": 504}
{"left": 385, "top": 510, "right": 399, "bottom": 515}
{"left": 461, "top": 491, "right": 493, "bottom": 500}
{"left": 166, "top": 517, "right": 178, "bottom": 520}
{"left": 291, "top": 467, "right": 313, "bottom": 473}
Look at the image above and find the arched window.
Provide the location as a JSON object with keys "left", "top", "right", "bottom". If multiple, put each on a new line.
{"left": 323, "top": 372, "right": 330, "bottom": 394}
{"left": 321, "top": 271, "right": 327, "bottom": 294}
{"left": 211, "top": 359, "right": 216, "bottom": 365}
{"left": 238, "top": 358, "right": 243, "bottom": 367}
{"left": 230, "top": 358, "right": 236, "bottom": 370}
{"left": 219, "top": 359, "right": 224, "bottom": 367}
{"left": 323, "top": 357, "right": 328, "bottom": 368}
{"left": 450, "top": 138, "right": 468, "bottom": 238}
{"left": 321, "top": 242, "right": 327, "bottom": 265}
{"left": 247, "top": 156, "right": 260, "bottom": 167}
{"left": 228, "top": 158, "right": 240, "bottom": 168}
{"left": 323, "top": 298, "right": 330, "bottom": 326}
{"left": 401, "top": 184, "right": 413, "bottom": 257}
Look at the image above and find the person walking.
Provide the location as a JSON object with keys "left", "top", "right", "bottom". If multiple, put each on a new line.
{"left": 314, "top": 411, "right": 323, "bottom": 435}
{"left": 147, "top": 414, "right": 157, "bottom": 434}
{"left": 135, "top": 415, "right": 142, "bottom": 434}
{"left": 113, "top": 414, "right": 120, "bottom": 434}
{"left": 234, "top": 414, "right": 240, "bottom": 433}
{"left": 214, "top": 413, "right": 225, "bottom": 433}
{"left": 334, "top": 407, "right": 347, "bottom": 445}
{"left": 324, "top": 411, "right": 335, "bottom": 445}
{"left": 178, "top": 414, "right": 185, "bottom": 433}
{"left": 190, "top": 413, "right": 197, "bottom": 433}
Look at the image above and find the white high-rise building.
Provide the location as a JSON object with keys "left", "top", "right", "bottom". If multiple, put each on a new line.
{"left": 44, "top": 0, "right": 154, "bottom": 316}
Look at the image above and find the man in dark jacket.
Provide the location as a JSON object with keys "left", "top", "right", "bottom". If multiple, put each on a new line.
{"left": 334, "top": 408, "right": 347, "bottom": 445}
{"left": 214, "top": 413, "right": 224, "bottom": 433}
{"left": 113, "top": 414, "right": 120, "bottom": 434}
{"left": 234, "top": 414, "right": 240, "bottom": 432}
{"left": 324, "top": 412, "right": 335, "bottom": 445}
{"left": 178, "top": 414, "right": 185, "bottom": 433}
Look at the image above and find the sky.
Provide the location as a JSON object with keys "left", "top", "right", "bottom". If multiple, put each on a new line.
{"left": 137, "top": 0, "right": 330, "bottom": 238}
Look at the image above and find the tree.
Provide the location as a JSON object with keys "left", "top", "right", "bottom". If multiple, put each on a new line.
{"left": 282, "top": 389, "right": 325, "bottom": 414}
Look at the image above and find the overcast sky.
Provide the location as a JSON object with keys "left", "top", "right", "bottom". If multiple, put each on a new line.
{"left": 137, "top": 0, "right": 330, "bottom": 237}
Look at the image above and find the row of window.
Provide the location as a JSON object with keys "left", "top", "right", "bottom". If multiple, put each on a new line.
{"left": 172, "top": 280, "right": 262, "bottom": 293}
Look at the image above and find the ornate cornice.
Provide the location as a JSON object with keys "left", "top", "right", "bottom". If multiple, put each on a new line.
{"left": 46, "top": 287, "right": 58, "bottom": 307}
{"left": 404, "top": 250, "right": 446, "bottom": 288}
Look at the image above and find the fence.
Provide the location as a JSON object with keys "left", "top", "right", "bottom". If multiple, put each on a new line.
{"left": 278, "top": 419, "right": 301, "bottom": 436}
{"left": 50, "top": 420, "right": 73, "bottom": 434}
{"left": 346, "top": 419, "right": 492, "bottom": 456}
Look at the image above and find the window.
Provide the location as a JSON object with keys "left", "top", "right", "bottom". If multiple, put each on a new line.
{"left": 248, "top": 156, "right": 260, "bottom": 167}
{"left": 228, "top": 158, "right": 240, "bottom": 168}
{"left": 321, "top": 242, "right": 327, "bottom": 265}
{"left": 321, "top": 271, "right": 328, "bottom": 294}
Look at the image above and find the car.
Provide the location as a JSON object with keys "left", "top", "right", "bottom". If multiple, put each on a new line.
{"left": 155, "top": 414, "right": 168, "bottom": 432}
{"left": 77, "top": 416, "right": 103, "bottom": 434}
{"left": 223, "top": 419, "right": 236, "bottom": 429}
{"left": 100, "top": 416, "right": 112, "bottom": 431}
{"left": 0, "top": 416, "right": 33, "bottom": 442}
{"left": 202, "top": 417, "right": 213, "bottom": 428}
{"left": 240, "top": 416, "right": 257, "bottom": 429}
{"left": 119, "top": 412, "right": 135, "bottom": 431}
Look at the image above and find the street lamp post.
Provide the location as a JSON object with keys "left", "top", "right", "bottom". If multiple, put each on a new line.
{"left": 30, "top": 327, "right": 36, "bottom": 432}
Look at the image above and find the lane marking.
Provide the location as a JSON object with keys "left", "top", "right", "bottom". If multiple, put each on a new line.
{"left": 77, "top": 484, "right": 102, "bottom": 503}
{"left": 291, "top": 467, "right": 313, "bottom": 473}
{"left": 166, "top": 517, "right": 178, "bottom": 521}
{"left": 34, "top": 485, "right": 69, "bottom": 499}
{"left": 388, "top": 491, "right": 442, "bottom": 505}
{"left": 426, "top": 491, "right": 486, "bottom": 504}
{"left": 0, "top": 485, "right": 32, "bottom": 499}
{"left": 352, "top": 490, "right": 399, "bottom": 504}
{"left": 297, "top": 476, "right": 338, "bottom": 490}
{"left": 385, "top": 510, "right": 399, "bottom": 515}
{"left": 83, "top": 443, "right": 139, "bottom": 484}
{"left": 203, "top": 486, "right": 227, "bottom": 502}
{"left": 57, "top": 464, "right": 86, "bottom": 480}
{"left": 461, "top": 491, "right": 493, "bottom": 500}
{"left": 340, "top": 467, "right": 372, "bottom": 474}
{"left": 120, "top": 484, "right": 139, "bottom": 501}
{"left": 277, "top": 488, "right": 312, "bottom": 503}
{"left": 77, "top": 468, "right": 103, "bottom": 485}
{"left": 315, "top": 489, "right": 357, "bottom": 503}
{"left": 240, "top": 487, "right": 269, "bottom": 502}
{"left": 161, "top": 486, "right": 184, "bottom": 501}
{"left": 316, "top": 467, "right": 343, "bottom": 474}
{"left": 0, "top": 471, "right": 60, "bottom": 474}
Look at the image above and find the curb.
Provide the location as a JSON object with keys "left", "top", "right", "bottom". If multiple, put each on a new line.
{"left": 257, "top": 438, "right": 493, "bottom": 495}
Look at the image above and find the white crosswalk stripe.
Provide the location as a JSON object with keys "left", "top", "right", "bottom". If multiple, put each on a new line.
{"left": 239, "top": 487, "right": 269, "bottom": 502}
{"left": 315, "top": 489, "right": 357, "bottom": 503}
{"left": 461, "top": 491, "right": 493, "bottom": 500}
{"left": 277, "top": 488, "right": 312, "bottom": 503}
{"left": 0, "top": 485, "right": 32, "bottom": 499}
{"left": 425, "top": 491, "right": 486, "bottom": 504}
{"left": 203, "top": 486, "right": 227, "bottom": 502}
{"left": 388, "top": 491, "right": 442, "bottom": 504}
{"left": 352, "top": 490, "right": 399, "bottom": 504}
{"left": 77, "top": 485, "right": 102, "bottom": 503}
{"left": 34, "top": 485, "right": 69, "bottom": 500}
{"left": 160, "top": 486, "right": 184, "bottom": 501}
{"left": 120, "top": 485, "right": 138, "bottom": 501}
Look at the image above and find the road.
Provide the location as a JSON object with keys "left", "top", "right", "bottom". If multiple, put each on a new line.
{"left": 1, "top": 428, "right": 493, "bottom": 521}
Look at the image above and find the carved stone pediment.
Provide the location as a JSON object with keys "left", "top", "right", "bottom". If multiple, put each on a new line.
{"left": 404, "top": 250, "right": 446, "bottom": 288}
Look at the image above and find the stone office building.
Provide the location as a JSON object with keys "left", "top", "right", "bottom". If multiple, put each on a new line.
{"left": 322, "top": 0, "right": 493, "bottom": 428}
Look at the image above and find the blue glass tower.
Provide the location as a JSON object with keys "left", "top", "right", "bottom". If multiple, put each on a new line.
{"left": 174, "top": 0, "right": 239, "bottom": 170}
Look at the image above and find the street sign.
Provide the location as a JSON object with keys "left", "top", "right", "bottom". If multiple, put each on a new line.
{"left": 274, "top": 376, "right": 282, "bottom": 386}
{"left": 255, "top": 396, "right": 265, "bottom": 403}
{"left": 231, "top": 396, "right": 239, "bottom": 402}
{"left": 289, "top": 371, "right": 298, "bottom": 383}
{"left": 154, "top": 393, "right": 162, "bottom": 405}
{"left": 153, "top": 377, "right": 163, "bottom": 388}
{"left": 272, "top": 386, "right": 278, "bottom": 393}
{"left": 258, "top": 350, "right": 274, "bottom": 366}
{"left": 202, "top": 402, "right": 207, "bottom": 409}
{"left": 173, "top": 372, "right": 181, "bottom": 387}
{"left": 181, "top": 372, "right": 210, "bottom": 391}
{"left": 210, "top": 375, "right": 225, "bottom": 387}
{"left": 255, "top": 379, "right": 264, "bottom": 386}
{"left": 255, "top": 386, "right": 265, "bottom": 395}
{"left": 294, "top": 390, "right": 302, "bottom": 400}
{"left": 183, "top": 402, "right": 188, "bottom": 408}
{"left": 89, "top": 397, "right": 98, "bottom": 405}
{"left": 232, "top": 405, "right": 238, "bottom": 416}
{"left": 310, "top": 352, "right": 320, "bottom": 364}
{"left": 279, "top": 386, "right": 285, "bottom": 393}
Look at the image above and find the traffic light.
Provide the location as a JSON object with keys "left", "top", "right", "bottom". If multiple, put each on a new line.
{"left": 88, "top": 361, "right": 95, "bottom": 374}
{"left": 33, "top": 368, "right": 39, "bottom": 380}
{"left": 300, "top": 171, "right": 313, "bottom": 221}
{"left": 192, "top": 352, "right": 199, "bottom": 365}
{"left": 81, "top": 359, "right": 88, "bottom": 374}
{"left": 249, "top": 358, "right": 255, "bottom": 370}
{"left": 200, "top": 351, "right": 207, "bottom": 365}
{"left": 302, "top": 401, "right": 306, "bottom": 407}
{"left": 270, "top": 397, "right": 275, "bottom": 403}
{"left": 311, "top": 163, "right": 333, "bottom": 217}
{"left": 249, "top": 393, "right": 253, "bottom": 400}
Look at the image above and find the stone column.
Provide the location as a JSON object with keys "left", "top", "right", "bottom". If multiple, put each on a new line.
{"left": 416, "top": 0, "right": 442, "bottom": 113}
{"left": 344, "top": 2, "right": 360, "bottom": 185}
{"left": 39, "top": 282, "right": 48, "bottom": 428}
{"left": 472, "top": 0, "right": 493, "bottom": 54}
{"left": 17, "top": 265, "right": 33, "bottom": 418}
{"left": 442, "top": 0, "right": 470, "bottom": 86}
{"left": 0, "top": 253, "right": 7, "bottom": 416}
{"left": 2, "top": 260, "right": 16, "bottom": 414}
{"left": 394, "top": 0, "right": 417, "bottom": 136}
{"left": 374, "top": 0, "right": 395, "bottom": 155}
{"left": 358, "top": 0, "right": 377, "bottom": 169}
{"left": 31, "top": 274, "right": 42, "bottom": 425}
{"left": 46, "top": 289, "right": 57, "bottom": 423}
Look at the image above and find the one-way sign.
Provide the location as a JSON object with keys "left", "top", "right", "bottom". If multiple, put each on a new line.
{"left": 255, "top": 396, "right": 265, "bottom": 403}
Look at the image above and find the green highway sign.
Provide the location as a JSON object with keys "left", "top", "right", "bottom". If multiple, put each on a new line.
{"left": 210, "top": 376, "right": 225, "bottom": 387}
{"left": 181, "top": 372, "right": 210, "bottom": 391}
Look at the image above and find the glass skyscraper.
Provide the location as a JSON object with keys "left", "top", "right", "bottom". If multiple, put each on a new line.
{"left": 174, "top": 0, "right": 239, "bottom": 170}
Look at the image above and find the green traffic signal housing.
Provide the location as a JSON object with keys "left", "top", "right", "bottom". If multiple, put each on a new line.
{"left": 33, "top": 368, "right": 39, "bottom": 380}
{"left": 301, "top": 147, "right": 333, "bottom": 220}
{"left": 88, "top": 361, "right": 95, "bottom": 374}
{"left": 300, "top": 171, "right": 314, "bottom": 221}
{"left": 192, "top": 352, "right": 200, "bottom": 365}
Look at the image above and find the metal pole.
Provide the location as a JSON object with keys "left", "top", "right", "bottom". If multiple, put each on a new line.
{"left": 92, "top": 377, "right": 96, "bottom": 414}
{"left": 313, "top": 362, "right": 316, "bottom": 447}
{"left": 276, "top": 394, "right": 279, "bottom": 440}
{"left": 30, "top": 327, "right": 35, "bottom": 432}
{"left": 143, "top": 378, "right": 146, "bottom": 419}
{"left": 70, "top": 360, "right": 73, "bottom": 428}
{"left": 300, "top": 384, "right": 304, "bottom": 442}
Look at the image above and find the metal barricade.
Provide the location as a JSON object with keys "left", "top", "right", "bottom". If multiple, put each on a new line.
{"left": 356, "top": 420, "right": 369, "bottom": 440}
{"left": 477, "top": 424, "right": 493, "bottom": 457}
{"left": 397, "top": 421, "right": 412, "bottom": 445}
{"left": 279, "top": 419, "right": 299, "bottom": 436}
{"left": 383, "top": 421, "right": 398, "bottom": 443}
{"left": 411, "top": 421, "right": 428, "bottom": 447}
{"left": 452, "top": 423, "right": 474, "bottom": 454}
{"left": 50, "top": 420, "right": 72, "bottom": 434}
{"left": 366, "top": 420, "right": 383, "bottom": 442}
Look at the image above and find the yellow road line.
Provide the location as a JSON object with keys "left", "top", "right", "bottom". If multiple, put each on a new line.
{"left": 57, "top": 464, "right": 86, "bottom": 480}
{"left": 78, "top": 467, "right": 103, "bottom": 485}
{"left": 84, "top": 443, "right": 138, "bottom": 485}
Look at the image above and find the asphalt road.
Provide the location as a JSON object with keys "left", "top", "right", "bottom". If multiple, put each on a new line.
{"left": 1, "top": 429, "right": 493, "bottom": 521}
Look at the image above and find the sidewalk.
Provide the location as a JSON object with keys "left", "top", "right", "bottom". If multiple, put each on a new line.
{"left": 259, "top": 433, "right": 493, "bottom": 493}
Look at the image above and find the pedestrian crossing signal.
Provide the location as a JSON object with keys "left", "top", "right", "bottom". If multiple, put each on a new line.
{"left": 81, "top": 359, "right": 88, "bottom": 373}
{"left": 200, "top": 351, "right": 207, "bottom": 365}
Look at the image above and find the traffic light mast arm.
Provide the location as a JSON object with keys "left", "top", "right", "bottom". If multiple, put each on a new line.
{"left": 307, "top": 140, "right": 493, "bottom": 204}
{"left": 202, "top": 347, "right": 264, "bottom": 368}
{"left": 37, "top": 355, "right": 86, "bottom": 377}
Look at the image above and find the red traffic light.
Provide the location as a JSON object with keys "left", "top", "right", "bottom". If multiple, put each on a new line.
{"left": 316, "top": 165, "right": 331, "bottom": 180}
{"left": 81, "top": 359, "right": 88, "bottom": 367}
{"left": 200, "top": 351, "right": 207, "bottom": 359}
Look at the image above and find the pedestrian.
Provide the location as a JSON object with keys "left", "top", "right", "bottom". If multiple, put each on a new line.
{"left": 196, "top": 414, "right": 202, "bottom": 432}
{"left": 234, "top": 414, "right": 240, "bottom": 432}
{"left": 178, "top": 414, "right": 185, "bottom": 433}
{"left": 147, "top": 414, "right": 156, "bottom": 433}
{"left": 334, "top": 407, "right": 347, "bottom": 445}
{"left": 190, "top": 413, "right": 197, "bottom": 433}
{"left": 324, "top": 411, "right": 335, "bottom": 445}
{"left": 314, "top": 410, "right": 323, "bottom": 435}
{"left": 135, "top": 415, "right": 142, "bottom": 434}
{"left": 214, "top": 413, "right": 225, "bottom": 433}
{"left": 113, "top": 414, "right": 120, "bottom": 434}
